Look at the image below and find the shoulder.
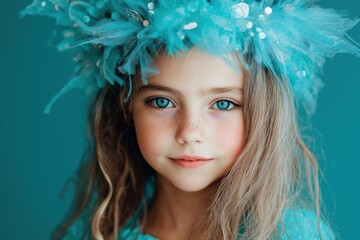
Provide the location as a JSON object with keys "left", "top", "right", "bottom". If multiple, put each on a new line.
{"left": 279, "top": 208, "right": 335, "bottom": 240}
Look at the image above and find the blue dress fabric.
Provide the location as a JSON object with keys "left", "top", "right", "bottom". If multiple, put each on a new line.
{"left": 63, "top": 177, "right": 334, "bottom": 239}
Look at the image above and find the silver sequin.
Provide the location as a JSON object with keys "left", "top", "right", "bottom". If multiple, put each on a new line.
{"left": 177, "top": 31, "right": 185, "bottom": 40}
{"left": 259, "top": 32, "right": 266, "bottom": 39}
{"left": 232, "top": 3, "right": 249, "bottom": 19}
{"left": 148, "top": 2, "right": 155, "bottom": 10}
{"left": 41, "top": 1, "right": 46, "bottom": 7}
{"left": 183, "top": 22, "right": 198, "bottom": 30}
{"left": 264, "top": 7, "right": 272, "bottom": 15}
{"left": 296, "top": 70, "right": 307, "bottom": 78}
{"left": 246, "top": 21, "right": 253, "bottom": 29}
{"left": 143, "top": 20, "right": 150, "bottom": 27}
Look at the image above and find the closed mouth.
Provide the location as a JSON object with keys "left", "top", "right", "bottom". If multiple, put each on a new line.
{"left": 169, "top": 156, "right": 212, "bottom": 169}
{"left": 170, "top": 155, "right": 212, "bottom": 161}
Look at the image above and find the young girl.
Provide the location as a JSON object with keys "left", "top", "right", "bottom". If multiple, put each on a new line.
{"left": 21, "top": 0, "right": 360, "bottom": 239}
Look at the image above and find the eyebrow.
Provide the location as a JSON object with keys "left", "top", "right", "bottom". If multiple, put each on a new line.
{"left": 138, "top": 83, "right": 243, "bottom": 95}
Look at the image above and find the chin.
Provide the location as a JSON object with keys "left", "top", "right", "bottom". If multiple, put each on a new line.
{"left": 175, "top": 183, "right": 209, "bottom": 192}
{"left": 170, "top": 176, "right": 217, "bottom": 192}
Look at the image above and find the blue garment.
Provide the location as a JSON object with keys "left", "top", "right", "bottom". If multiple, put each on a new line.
{"left": 118, "top": 209, "right": 335, "bottom": 240}
{"left": 64, "top": 177, "right": 335, "bottom": 239}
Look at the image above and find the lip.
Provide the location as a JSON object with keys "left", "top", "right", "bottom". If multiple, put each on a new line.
{"left": 170, "top": 155, "right": 212, "bottom": 169}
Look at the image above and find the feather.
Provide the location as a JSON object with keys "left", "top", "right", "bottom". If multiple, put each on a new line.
{"left": 20, "top": 0, "right": 360, "bottom": 114}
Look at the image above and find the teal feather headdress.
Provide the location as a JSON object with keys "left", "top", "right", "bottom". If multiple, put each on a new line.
{"left": 21, "top": 0, "right": 360, "bottom": 114}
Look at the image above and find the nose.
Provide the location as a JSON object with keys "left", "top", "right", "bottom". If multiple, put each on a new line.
{"left": 175, "top": 110, "right": 204, "bottom": 145}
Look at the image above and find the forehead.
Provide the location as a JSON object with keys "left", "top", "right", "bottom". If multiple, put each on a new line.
{"left": 139, "top": 48, "right": 244, "bottom": 91}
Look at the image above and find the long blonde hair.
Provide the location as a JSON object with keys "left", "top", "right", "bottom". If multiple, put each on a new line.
{"left": 53, "top": 55, "right": 324, "bottom": 240}
{"left": 203, "top": 55, "right": 322, "bottom": 239}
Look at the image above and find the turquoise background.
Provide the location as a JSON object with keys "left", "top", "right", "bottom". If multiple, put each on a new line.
{"left": 1, "top": 1, "right": 359, "bottom": 239}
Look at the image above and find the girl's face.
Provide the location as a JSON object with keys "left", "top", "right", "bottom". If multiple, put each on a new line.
{"left": 132, "top": 49, "right": 245, "bottom": 192}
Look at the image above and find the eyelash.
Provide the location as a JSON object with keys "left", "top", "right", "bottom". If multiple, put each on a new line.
{"left": 145, "top": 96, "right": 241, "bottom": 111}
{"left": 145, "top": 97, "right": 176, "bottom": 109}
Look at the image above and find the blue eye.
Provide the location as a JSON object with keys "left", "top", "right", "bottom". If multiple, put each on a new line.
{"left": 147, "top": 97, "right": 175, "bottom": 108}
{"left": 213, "top": 100, "right": 237, "bottom": 110}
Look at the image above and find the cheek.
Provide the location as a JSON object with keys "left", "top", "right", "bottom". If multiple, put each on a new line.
{"left": 213, "top": 115, "right": 245, "bottom": 157}
{"left": 133, "top": 113, "right": 172, "bottom": 160}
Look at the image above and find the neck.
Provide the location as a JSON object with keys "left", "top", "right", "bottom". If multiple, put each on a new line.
{"left": 143, "top": 174, "right": 219, "bottom": 237}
